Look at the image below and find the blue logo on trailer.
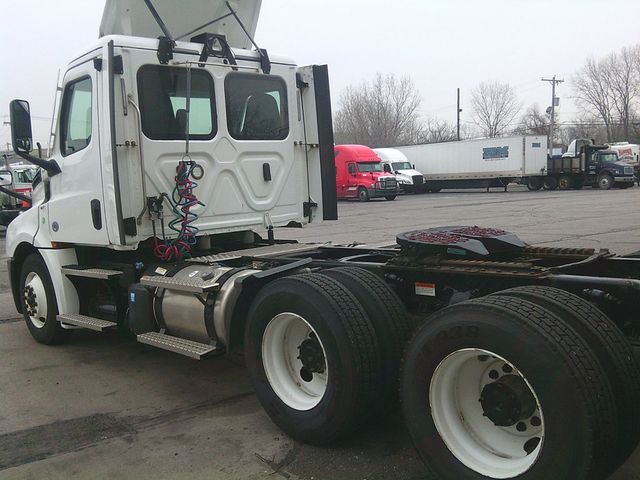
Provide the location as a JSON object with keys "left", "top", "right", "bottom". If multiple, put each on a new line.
{"left": 483, "top": 146, "right": 509, "bottom": 160}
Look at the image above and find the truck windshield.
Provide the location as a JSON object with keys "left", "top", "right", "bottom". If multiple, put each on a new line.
{"left": 358, "top": 162, "right": 384, "bottom": 173}
{"left": 392, "top": 162, "right": 412, "bottom": 171}
{"left": 14, "top": 170, "right": 35, "bottom": 183}
{"left": 598, "top": 153, "right": 618, "bottom": 164}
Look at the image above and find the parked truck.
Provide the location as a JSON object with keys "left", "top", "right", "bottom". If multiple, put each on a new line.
{"left": 5, "top": 2, "right": 640, "bottom": 480}
{"left": 395, "top": 136, "right": 548, "bottom": 192}
{"left": 528, "top": 139, "right": 636, "bottom": 191}
{"left": 0, "top": 164, "right": 36, "bottom": 227}
{"left": 334, "top": 145, "right": 398, "bottom": 201}
{"left": 373, "top": 148, "right": 426, "bottom": 193}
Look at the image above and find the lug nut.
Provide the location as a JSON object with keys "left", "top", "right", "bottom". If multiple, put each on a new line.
{"left": 531, "top": 416, "right": 542, "bottom": 427}
{"left": 516, "top": 422, "right": 527, "bottom": 432}
{"left": 489, "top": 370, "right": 500, "bottom": 380}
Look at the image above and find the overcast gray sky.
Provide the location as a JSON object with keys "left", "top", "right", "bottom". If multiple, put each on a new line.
{"left": 1, "top": 0, "right": 639, "bottom": 148}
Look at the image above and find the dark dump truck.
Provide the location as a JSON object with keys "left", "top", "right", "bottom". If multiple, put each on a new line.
{"left": 527, "top": 138, "right": 636, "bottom": 191}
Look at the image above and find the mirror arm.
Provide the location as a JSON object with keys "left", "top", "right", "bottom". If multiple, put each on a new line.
{"left": 13, "top": 150, "right": 61, "bottom": 176}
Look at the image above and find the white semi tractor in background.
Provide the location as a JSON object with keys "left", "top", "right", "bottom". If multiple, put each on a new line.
{"left": 4, "top": 1, "right": 640, "bottom": 480}
{"left": 373, "top": 148, "right": 427, "bottom": 193}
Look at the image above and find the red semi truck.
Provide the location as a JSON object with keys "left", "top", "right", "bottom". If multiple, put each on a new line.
{"left": 334, "top": 145, "right": 398, "bottom": 201}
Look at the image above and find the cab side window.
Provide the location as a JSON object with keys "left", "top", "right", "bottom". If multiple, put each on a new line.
{"left": 60, "top": 77, "right": 93, "bottom": 157}
{"left": 348, "top": 163, "right": 357, "bottom": 175}
{"left": 225, "top": 73, "right": 289, "bottom": 141}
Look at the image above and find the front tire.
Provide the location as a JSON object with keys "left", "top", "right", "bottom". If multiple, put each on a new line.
{"left": 597, "top": 173, "right": 613, "bottom": 190}
{"left": 357, "top": 187, "right": 370, "bottom": 202}
{"left": 385, "top": 195, "right": 397, "bottom": 201}
{"left": 245, "top": 273, "right": 381, "bottom": 445}
{"left": 20, "top": 254, "right": 68, "bottom": 345}
{"left": 401, "top": 296, "right": 616, "bottom": 480}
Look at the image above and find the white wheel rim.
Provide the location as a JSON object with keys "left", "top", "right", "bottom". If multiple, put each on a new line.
{"left": 24, "top": 272, "right": 48, "bottom": 329}
{"left": 262, "top": 313, "right": 328, "bottom": 411}
{"left": 429, "top": 348, "right": 544, "bottom": 479}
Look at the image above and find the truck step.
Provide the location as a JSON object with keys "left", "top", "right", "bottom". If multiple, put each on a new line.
{"left": 62, "top": 266, "right": 123, "bottom": 280}
{"left": 136, "top": 332, "right": 218, "bottom": 360}
{"left": 57, "top": 313, "right": 117, "bottom": 332}
{"left": 140, "top": 275, "right": 220, "bottom": 294}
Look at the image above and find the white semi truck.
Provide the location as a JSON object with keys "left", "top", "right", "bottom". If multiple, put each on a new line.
{"left": 373, "top": 148, "right": 426, "bottom": 193}
{"left": 395, "top": 136, "right": 548, "bottom": 192}
{"left": 5, "top": 2, "right": 640, "bottom": 479}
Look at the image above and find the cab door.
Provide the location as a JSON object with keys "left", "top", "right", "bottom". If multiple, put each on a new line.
{"left": 346, "top": 162, "right": 358, "bottom": 198}
{"left": 47, "top": 61, "right": 110, "bottom": 245}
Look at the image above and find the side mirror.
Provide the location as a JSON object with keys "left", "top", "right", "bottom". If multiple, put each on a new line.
{"left": 10, "top": 100, "right": 33, "bottom": 154}
{"left": 0, "top": 174, "right": 12, "bottom": 187}
{"left": 8, "top": 99, "right": 61, "bottom": 176}
{"left": 412, "top": 164, "right": 416, "bottom": 170}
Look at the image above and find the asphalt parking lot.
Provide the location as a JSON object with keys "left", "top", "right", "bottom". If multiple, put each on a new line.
{"left": 1, "top": 185, "right": 640, "bottom": 479}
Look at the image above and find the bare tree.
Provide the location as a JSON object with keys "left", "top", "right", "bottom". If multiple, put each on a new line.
{"left": 573, "top": 56, "right": 620, "bottom": 142}
{"left": 334, "top": 73, "right": 423, "bottom": 147}
{"left": 416, "top": 117, "right": 459, "bottom": 144}
{"left": 607, "top": 46, "right": 640, "bottom": 139}
{"left": 559, "top": 114, "right": 608, "bottom": 146}
{"left": 514, "top": 104, "right": 550, "bottom": 136}
{"left": 470, "top": 81, "right": 521, "bottom": 138}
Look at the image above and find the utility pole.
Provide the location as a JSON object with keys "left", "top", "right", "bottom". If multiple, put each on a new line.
{"left": 457, "top": 88, "right": 462, "bottom": 141}
{"left": 541, "top": 76, "right": 564, "bottom": 154}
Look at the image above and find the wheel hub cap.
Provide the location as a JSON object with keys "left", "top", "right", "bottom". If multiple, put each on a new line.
{"left": 480, "top": 375, "right": 537, "bottom": 427}
{"left": 262, "top": 313, "right": 329, "bottom": 411}
{"left": 23, "top": 272, "right": 48, "bottom": 329}
{"left": 297, "top": 336, "right": 326, "bottom": 374}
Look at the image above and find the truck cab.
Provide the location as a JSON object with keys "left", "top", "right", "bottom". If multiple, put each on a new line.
{"left": 334, "top": 145, "right": 398, "bottom": 201}
{"left": 374, "top": 148, "right": 426, "bottom": 193}
{"left": 556, "top": 138, "right": 636, "bottom": 189}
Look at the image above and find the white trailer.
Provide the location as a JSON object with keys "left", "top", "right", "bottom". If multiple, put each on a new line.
{"left": 395, "top": 136, "right": 548, "bottom": 192}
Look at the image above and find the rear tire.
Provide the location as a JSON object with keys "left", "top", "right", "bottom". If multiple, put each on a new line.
{"left": 20, "top": 254, "right": 68, "bottom": 345}
{"left": 320, "top": 267, "right": 413, "bottom": 407}
{"left": 491, "top": 285, "right": 640, "bottom": 472}
{"left": 245, "top": 273, "right": 381, "bottom": 445}
{"left": 558, "top": 175, "right": 573, "bottom": 190}
{"left": 357, "top": 187, "right": 370, "bottom": 202}
{"left": 526, "top": 177, "right": 543, "bottom": 191}
{"left": 401, "top": 295, "right": 616, "bottom": 480}
{"left": 543, "top": 177, "right": 558, "bottom": 190}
